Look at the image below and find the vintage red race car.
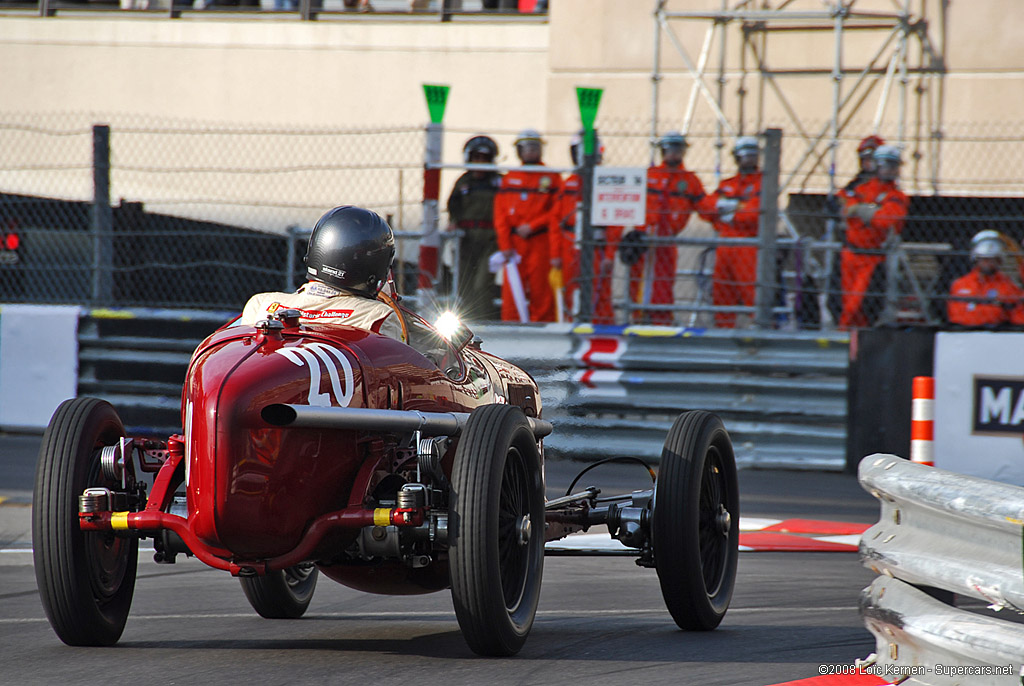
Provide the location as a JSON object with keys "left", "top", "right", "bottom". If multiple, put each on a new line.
{"left": 33, "top": 304, "right": 739, "bottom": 656}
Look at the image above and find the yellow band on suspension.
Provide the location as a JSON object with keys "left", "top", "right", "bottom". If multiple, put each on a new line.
{"left": 373, "top": 508, "right": 392, "bottom": 527}
{"left": 111, "top": 512, "right": 130, "bottom": 531}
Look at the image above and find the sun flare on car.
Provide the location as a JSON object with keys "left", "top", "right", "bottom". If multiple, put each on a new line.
{"left": 434, "top": 310, "right": 462, "bottom": 340}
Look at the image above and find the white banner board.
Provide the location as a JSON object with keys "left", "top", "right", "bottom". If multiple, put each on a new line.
{"left": 934, "top": 331, "right": 1024, "bottom": 485}
{"left": 591, "top": 167, "right": 646, "bottom": 227}
{"left": 0, "top": 305, "right": 80, "bottom": 431}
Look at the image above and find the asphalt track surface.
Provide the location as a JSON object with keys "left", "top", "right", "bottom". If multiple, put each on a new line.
{"left": 1, "top": 433, "right": 880, "bottom": 686}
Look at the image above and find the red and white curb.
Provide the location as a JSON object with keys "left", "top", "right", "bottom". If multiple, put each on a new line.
{"left": 738, "top": 517, "right": 868, "bottom": 552}
{"left": 545, "top": 517, "right": 870, "bottom": 553}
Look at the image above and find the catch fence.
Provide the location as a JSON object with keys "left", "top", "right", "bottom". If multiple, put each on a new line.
{"left": 1, "top": 111, "right": 1023, "bottom": 329}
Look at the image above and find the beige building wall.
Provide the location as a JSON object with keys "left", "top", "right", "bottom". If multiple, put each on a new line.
{"left": 0, "top": 0, "right": 1022, "bottom": 208}
{"left": 0, "top": 16, "right": 550, "bottom": 168}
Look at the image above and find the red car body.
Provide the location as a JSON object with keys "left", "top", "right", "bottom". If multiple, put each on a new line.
{"left": 171, "top": 310, "right": 541, "bottom": 590}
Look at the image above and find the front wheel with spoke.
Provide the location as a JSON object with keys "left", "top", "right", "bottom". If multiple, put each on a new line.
{"left": 240, "top": 564, "right": 318, "bottom": 619}
{"left": 652, "top": 411, "right": 739, "bottom": 631}
{"left": 33, "top": 397, "right": 138, "bottom": 646}
{"left": 449, "top": 405, "right": 545, "bottom": 656}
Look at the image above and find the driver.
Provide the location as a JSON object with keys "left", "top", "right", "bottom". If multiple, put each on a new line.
{"left": 240, "top": 205, "right": 406, "bottom": 341}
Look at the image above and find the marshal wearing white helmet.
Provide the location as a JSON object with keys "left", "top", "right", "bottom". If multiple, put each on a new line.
{"left": 696, "top": 135, "right": 763, "bottom": 328}
{"left": 836, "top": 143, "right": 909, "bottom": 328}
{"left": 513, "top": 129, "right": 544, "bottom": 164}
{"left": 493, "top": 128, "right": 562, "bottom": 322}
{"left": 873, "top": 145, "right": 903, "bottom": 183}
{"left": 948, "top": 230, "right": 1024, "bottom": 327}
{"left": 620, "top": 129, "right": 706, "bottom": 325}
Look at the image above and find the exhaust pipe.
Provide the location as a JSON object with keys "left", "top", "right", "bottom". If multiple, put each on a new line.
{"left": 261, "top": 404, "right": 552, "bottom": 439}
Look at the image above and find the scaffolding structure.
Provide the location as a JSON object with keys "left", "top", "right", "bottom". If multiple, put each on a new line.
{"left": 650, "top": 0, "right": 947, "bottom": 199}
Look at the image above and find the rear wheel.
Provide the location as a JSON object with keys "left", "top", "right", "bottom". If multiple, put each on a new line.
{"left": 33, "top": 397, "right": 138, "bottom": 646}
{"left": 449, "top": 405, "right": 545, "bottom": 656}
{"left": 653, "top": 411, "right": 738, "bottom": 630}
{"left": 240, "top": 564, "right": 318, "bottom": 619}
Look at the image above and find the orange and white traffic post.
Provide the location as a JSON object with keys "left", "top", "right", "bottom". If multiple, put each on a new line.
{"left": 910, "top": 376, "right": 935, "bottom": 466}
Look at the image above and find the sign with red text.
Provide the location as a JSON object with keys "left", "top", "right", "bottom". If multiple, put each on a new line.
{"left": 591, "top": 167, "right": 646, "bottom": 226}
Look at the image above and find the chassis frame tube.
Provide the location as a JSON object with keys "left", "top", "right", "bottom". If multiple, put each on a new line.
{"left": 261, "top": 403, "right": 553, "bottom": 439}
{"left": 80, "top": 505, "right": 427, "bottom": 574}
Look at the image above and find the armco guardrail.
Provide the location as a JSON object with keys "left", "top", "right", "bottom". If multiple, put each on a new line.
{"left": 860, "top": 577, "right": 1024, "bottom": 684}
{"left": 553, "top": 325, "right": 848, "bottom": 469}
{"left": 858, "top": 454, "right": 1024, "bottom": 682}
{"left": 76, "top": 308, "right": 234, "bottom": 432}
{"left": 75, "top": 308, "right": 849, "bottom": 468}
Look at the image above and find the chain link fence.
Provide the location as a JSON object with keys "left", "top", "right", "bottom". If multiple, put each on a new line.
{"left": 0, "top": 113, "right": 423, "bottom": 310}
{"left": 2, "top": 111, "right": 1023, "bottom": 328}
{"left": 574, "top": 117, "right": 1024, "bottom": 330}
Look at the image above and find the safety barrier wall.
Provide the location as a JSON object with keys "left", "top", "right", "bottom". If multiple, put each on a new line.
{"left": 0, "top": 304, "right": 79, "bottom": 431}
{"left": 857, "top": 454, "right": 1024, "bottom": 682}
{"left": 549, "top": 324, "right": 848, "bottom": 468}
{"left": 70, "top": 307, "right": 849, "bottom": 468}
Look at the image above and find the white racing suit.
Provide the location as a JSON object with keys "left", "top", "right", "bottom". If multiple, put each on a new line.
{"left": 240, "top": 281, "right": 405, "bottom": 342}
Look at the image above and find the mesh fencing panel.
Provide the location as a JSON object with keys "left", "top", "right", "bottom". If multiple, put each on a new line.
{"left": 1, "top": 112, "right": 1022, "bottom": 328}
{"left": 0, "top": 113, "right": 423, "bottom": 311}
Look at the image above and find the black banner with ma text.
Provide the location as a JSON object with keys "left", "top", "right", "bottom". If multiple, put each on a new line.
{"left": 973, "top": 377, "right": 1024, "bottom": 436}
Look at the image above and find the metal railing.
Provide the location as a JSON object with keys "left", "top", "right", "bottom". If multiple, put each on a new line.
{"left": 857, "top": 453, "right": 1024, "bottom": 681}
{"left": 6, "top": 0, "right": 545, "bottom": 21}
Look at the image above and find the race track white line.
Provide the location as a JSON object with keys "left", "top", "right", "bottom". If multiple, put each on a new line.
{"left": 0, "top": 606, "right": 859, "bottom": 625}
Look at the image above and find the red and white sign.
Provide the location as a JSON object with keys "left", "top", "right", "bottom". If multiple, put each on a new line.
{"left": 591, "top": 167, "right": 646, "bottom": 226}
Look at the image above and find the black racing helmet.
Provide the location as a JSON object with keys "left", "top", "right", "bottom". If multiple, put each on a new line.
{"left": 463, "top": 135, "right": 499, "bottom": 163}
{"left": 304, "top": 206, "right": 396, "bottom": 297}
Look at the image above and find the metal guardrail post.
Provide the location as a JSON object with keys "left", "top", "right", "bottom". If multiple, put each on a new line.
{"left": 576, "top": 147, "right": 597, "bottom": 323}
{"left": 755, "top": 128, "right": 781, "bottom": 329}
{"left": 449, "top": 228, "right": 462, "bottom": 303}
{"left": 91, "top": 125, "right": 113, "bottom": 305}
{"left": 285, "top": 225, "right": 299, "bottom": 291}
{"left": 299, "top": 0, "right": 317, "bottom": 21}
{"left": 881, "top": 239, "right": 901, "bottom": 324}
{"left": 418, "top": 121, "right": 443, "bottom": 296}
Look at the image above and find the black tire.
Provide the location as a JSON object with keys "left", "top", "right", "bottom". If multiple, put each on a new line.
{"left": 449, "top": 405, "right": 545, "bottom": 656}
{"left": 653, "top": 411, "right": 739, "bottom": 631}
{"left": 240, "top": 564, "right": 318, "bottom": 619}
{"left": 33, "top": 397, "right": 138, "bottom": 646}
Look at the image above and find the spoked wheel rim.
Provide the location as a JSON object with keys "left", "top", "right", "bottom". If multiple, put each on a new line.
{"left": 284, "top": 563, "right": 316, "bottom": 590}
{"left": 449, "top": 404, "right": 544, "bottom": 656}
{"left": 697, "top": 446, "right": 731, "bottom": 597}
{"left": 83, "top": 457, "right": 132, "bottom": 604}
{"left": 84, "top": 532, "right": 133, "bottom": 602}
{"left": 652, "top": 410, "right": 738, "bottom": 631}
{"left": 239, "top": 563, "right": 318, "bottom": 619}
{"left": 34, "top": 397, "right": 137, "bottom": 646}
{"left": 497, "top": 446, "right": 530, "bottom": 613}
